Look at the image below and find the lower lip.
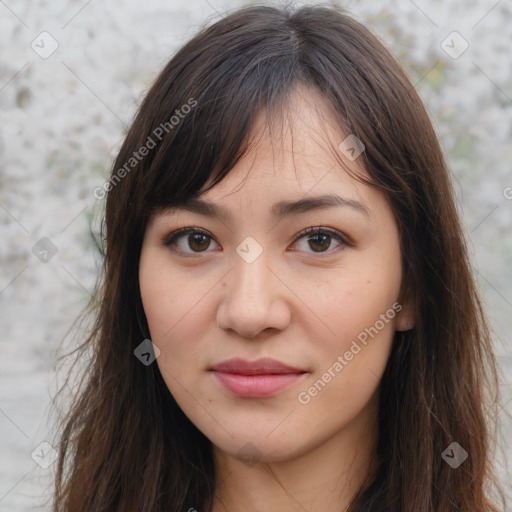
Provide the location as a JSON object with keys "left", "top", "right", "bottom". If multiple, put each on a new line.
{"left": 211, "top": 371, "right": 306, "bottom": 397}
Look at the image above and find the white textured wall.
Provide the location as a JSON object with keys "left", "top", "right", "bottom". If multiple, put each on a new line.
{"left": 0, "top": 0, "right": 511, "bottom": 509}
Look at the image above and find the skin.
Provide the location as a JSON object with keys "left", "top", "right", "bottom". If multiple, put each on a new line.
{"left": 139, "top": 85, "right": 414, "bottom": 512}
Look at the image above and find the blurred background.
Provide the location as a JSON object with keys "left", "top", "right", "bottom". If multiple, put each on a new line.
{"left": 0, "top": 0, "right": 511, "bottom": 509}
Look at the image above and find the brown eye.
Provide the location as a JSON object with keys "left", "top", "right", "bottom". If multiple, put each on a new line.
{"left": 292, "top": 227, "right": 349, "bottom": 255}
{"left": 163, "top": 228, "right": 219, "bottom": 255}
{"left": 187, "top": 233, "right": 211, "bottom": 252}
{"left": 307, "top": 233, "right": 332, "bottom": 252}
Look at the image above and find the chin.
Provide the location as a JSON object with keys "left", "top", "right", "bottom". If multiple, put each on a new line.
{"left": 211, "top": 432, "right": 306, "bottom": 464}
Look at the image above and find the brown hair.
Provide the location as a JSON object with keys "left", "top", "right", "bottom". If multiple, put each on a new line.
{"left": 51, "top": 4, "right": 507, "bottom": 511}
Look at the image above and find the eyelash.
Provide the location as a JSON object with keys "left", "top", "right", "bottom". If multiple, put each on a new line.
{"left": 161, "top": 226, "right": 351, "bottom": 258}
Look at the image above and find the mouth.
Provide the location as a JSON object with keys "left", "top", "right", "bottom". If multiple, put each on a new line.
{"left": 209, "top": 357, "right": 308, "bottom": 398}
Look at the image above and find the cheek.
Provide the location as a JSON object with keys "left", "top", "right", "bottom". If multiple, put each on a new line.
{"left": 302, "top": 250, "right": 402, "bottom": 349}
{"left": 138, "top": 248, "right": 217, "bottom": 394}
{"left": 294, "top": 279, "right": 398, "bottom": 433}
{"left": 295, "top": 245, "right": 401, "bottom": 413}
{"left": 139, "top": 249, "right": 211, "bottom": 341}
{"left": 139, "top": 259, "right": 201, "bottom": 407}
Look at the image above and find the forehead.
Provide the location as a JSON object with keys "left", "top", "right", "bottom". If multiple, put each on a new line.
{"left": 151, "top": 84, "right": 389, "bottom": 228}
{"left": 194, "top": 85, "right": 363, "bottom": 182}
{"left": 191, "top": 86, "right": 373, "bottom": 209}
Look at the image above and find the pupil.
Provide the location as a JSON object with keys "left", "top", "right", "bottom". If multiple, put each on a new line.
{"left": 309, "top": 234, "right": 330, "bottom": 252}
{"left": 189, "top": 233, "right": 209, "bottom": 251}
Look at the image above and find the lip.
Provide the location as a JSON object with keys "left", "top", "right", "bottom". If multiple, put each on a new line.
{"left": 209, "top": 357, "right": 308, "bottom": 398}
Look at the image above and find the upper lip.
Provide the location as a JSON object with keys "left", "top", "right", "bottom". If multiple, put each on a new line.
{"left": 210, "top": 357, "right": 305, "bottom": 375}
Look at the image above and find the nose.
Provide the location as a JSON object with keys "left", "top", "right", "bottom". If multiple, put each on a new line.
{"left": 216, "top": 248, "right": 292, "bottom": 339}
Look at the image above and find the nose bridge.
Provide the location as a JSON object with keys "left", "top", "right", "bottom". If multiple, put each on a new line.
{"left": 216, "top": 238, "right": 290, "bottom": 337}
{"left": 230, "top": 241, "right": 273, "bottom": 306}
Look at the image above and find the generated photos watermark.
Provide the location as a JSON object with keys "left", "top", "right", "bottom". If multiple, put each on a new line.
{"left": 93, "top": 97, "right": 197, "bottom": 200}
{"left": 297, "top": 301, "right": 402, "bottom": 405}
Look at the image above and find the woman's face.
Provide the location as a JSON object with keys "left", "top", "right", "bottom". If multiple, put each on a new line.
{"left": 139, "top": 87, "right": 412, "bottom": 463}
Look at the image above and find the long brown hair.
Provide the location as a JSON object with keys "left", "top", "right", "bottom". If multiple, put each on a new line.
{"left": 51, "top": 4, "right": 508, "bottom": 511}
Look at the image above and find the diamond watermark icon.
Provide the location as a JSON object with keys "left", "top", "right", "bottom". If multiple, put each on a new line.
{"left": 31, "top": 441, "right": 58, "bottom": 469}
{"left": 236, "top": 236, "right": 263, "bottom": 264}
{"left": 441, "top": 441, "right": 469, "bottom": 468}
{"left": 134, "top": 339, "right": 160, "bottom": 365}
{"left": 236, "top": 442, "right": 263, "bottom": 466}
{"left": 440, "top": 31, "right": 468, "bottom": 59}
{"left": 32, "top": 237, "right": 58, "bottom": 263}
{"left": 338, "top": 134, "right": 365, "bottom": 161}
{"left": 31, "top": 31, "right": 59, "bottom": 59}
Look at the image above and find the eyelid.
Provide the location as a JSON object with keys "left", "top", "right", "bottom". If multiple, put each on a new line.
{"left": 292, "top": 226, "right": 353, "bottom": 248}
{"left": 161, "top": 227, "right": 217, "bottom": 250}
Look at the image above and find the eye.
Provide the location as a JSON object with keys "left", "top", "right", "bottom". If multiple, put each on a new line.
{"left": 162, "top": 226, "right": 350, "bottom": 257}
{"left": 291, "top": 226, "right": 350, "bottom": 255}
{"left": 162, "top": 228, "right": 219, "bottom": 255}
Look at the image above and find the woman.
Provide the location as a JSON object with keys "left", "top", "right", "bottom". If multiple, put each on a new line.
{"left": 52, "top": 4, "right": 507, "bottom": 511}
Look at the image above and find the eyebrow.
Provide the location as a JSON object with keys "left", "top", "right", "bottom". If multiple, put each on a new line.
{"left": 164, "top": 194, "right": 371, "bottom": 221}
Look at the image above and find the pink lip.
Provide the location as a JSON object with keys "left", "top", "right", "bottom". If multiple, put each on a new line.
{"left": 210, "top": 358, "right": 307, "bottom": 398}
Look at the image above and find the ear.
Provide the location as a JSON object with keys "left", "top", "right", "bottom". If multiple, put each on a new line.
{"left": 395, "top": 299, "right": 415, "bottom": 331}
